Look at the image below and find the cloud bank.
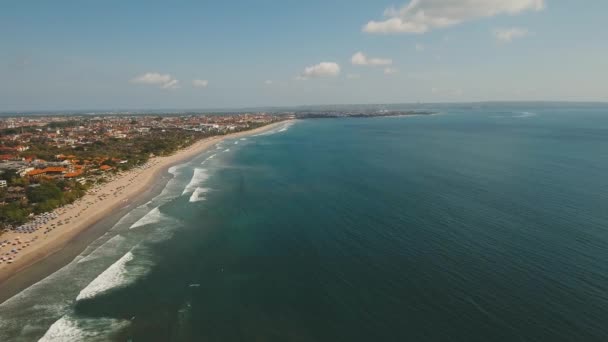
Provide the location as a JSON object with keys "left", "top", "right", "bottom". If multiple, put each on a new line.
{"left": 363, "top": 0, "right": 544, "bottom": 34}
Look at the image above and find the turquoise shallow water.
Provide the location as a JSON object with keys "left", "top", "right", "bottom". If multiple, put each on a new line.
{"left": 1, "top": 104, "right": 608, "bottom": 341}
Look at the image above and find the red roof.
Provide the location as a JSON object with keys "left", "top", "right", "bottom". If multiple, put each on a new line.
{"left": 27, "top": 167, "right": 68, "bottom": 176}
{"left": 64, "top": 171, "right": 83, "bottom": 178}
{"left": 28, "top": 169, "right": 46, "bottom": 176}
{"left": 43, "top": 167, "right": 67, "bottom": 173}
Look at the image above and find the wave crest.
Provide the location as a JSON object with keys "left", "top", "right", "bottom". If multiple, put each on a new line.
{"left": 189, "top": 187, "right": 210, "bottom": 202}
{"left": 130, "top": 207, "right": 164, "bottom": 229}
{"left": 39, "top": 315, "right": 130, "bottom": 342}
{"left": 182, "top": 168, "right": 209, "bottom": 195}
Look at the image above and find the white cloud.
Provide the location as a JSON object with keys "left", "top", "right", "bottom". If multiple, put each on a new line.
{"left": 131, "top": 72, "right": 179, "bottom": 89}
{"left": 415, "top": 43, "right": 425, "bottom": 52}
{"left": 363, "top": 0, "right": 544, "bottom": 34}
{"left": 384, "top": 67, "right": 398, "bottom": 75}
{"left": 493, "top": 27, "right": 529, "bottom": 42}
{"left": 161, "top": 79, "right": 180, "bottom": 89}
{"left": 192, "top": 79, "right": 209, "bottom": 88}
{"left": 264, "top": 80, "right": 273, "bottom": 85}
{"left": 297, "top": 62, "right": 340, "bottom": 80}
{"left": 351, "top": 52, "right": 392, "bottom": 66}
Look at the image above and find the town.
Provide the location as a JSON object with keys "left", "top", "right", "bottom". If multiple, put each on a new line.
{"left": 0, "top": 113, "right": 290, "bottom": 230}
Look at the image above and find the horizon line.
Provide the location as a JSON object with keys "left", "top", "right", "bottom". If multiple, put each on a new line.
{"left": 2, "top": 100, "right": 608, "bottom": 115}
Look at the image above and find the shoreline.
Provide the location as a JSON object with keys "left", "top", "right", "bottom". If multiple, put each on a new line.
{"left": 0, "top": 120, "right": 291, "bottom": 303}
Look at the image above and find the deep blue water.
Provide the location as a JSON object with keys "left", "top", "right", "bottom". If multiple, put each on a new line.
{"left": 1, "top": 104, "right": 608, "bottom": 341}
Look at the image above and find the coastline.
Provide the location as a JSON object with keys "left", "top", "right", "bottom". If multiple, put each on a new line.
{"left": 0, "top": 120, "right": 291, "bottom": 303}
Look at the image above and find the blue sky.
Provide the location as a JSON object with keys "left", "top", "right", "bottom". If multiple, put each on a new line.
{"left": 1, "top": 0, "right": 607, "bottom": 111}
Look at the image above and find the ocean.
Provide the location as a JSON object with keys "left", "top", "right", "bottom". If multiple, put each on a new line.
{"left": 1, "top": 103, "right": 608, "bottom": 341}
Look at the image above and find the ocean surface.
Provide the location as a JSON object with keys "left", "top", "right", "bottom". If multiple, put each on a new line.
{"left": 1, "top": 103, "right": 608, "bottom": 341}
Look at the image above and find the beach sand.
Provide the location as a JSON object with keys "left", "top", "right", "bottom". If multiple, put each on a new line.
{"left": 0, "top": 120, "right": 290, "bottom": 286}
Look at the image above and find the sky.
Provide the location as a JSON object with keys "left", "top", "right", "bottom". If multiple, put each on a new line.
{"left": 1, "top": 0, "right": 607, "bottom": 111}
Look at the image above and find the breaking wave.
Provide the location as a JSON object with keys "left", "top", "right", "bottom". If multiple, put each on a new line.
{"left": 168, "top": 164, "right": 186, "bottom": 176}
{"left": 201, "top": 154, "right": 216, "bottom": 165}
{"left": 129, "top": 207, "right": 164, "bottom": 229}
{"left": 77, "top": 235, "right": 127, "bottom": 264}
{"left": 76, "top": 247, "right": 154, "bottom": 302}
{"left": 75, "top": 251, "right": 135, "bottom": 301}
{"left": 39, "top": 315, "right": 130, "bottom": 342}
{"left": 189, "top": 187, "right": 210, "bottom": 202}
{"left": 182, "top": 168, "right": 209, "bottom": 195}
{"left": 253, "top": 121, "right": 295, "bottom": 136}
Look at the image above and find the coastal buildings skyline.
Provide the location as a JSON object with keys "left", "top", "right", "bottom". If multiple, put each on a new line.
{"left": 2, "top": 0, "right": 607, "bottom": 111}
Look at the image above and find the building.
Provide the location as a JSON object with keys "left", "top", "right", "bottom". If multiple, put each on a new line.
{"left": 0, "top": 180, "right": 7, "bottom": 188}
{"left": 27, "top": 167, "right": 68, "bottom": 179}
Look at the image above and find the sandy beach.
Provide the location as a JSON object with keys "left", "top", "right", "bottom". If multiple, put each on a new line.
{"left": 0, "top": 120, "right": 290, "bottom": 285}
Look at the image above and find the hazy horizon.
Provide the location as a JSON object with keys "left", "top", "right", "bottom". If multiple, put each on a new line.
{"left": 2, "top": 100, "right": 608, "bottom": 115}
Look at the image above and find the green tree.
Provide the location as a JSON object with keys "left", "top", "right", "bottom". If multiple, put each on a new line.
{"left": 26, "top": 182, "right": 63, "bottom": 203}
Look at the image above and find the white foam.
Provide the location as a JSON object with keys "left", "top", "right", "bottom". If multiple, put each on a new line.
{"left": 78, "top": 235, "right": 127, "bottom": 264}
{"left": 168, "top": 164, "right": 185, "bottom": 176}
{"left": 189, "top": 187, "right": 210, "bottom": 202}
{"left": 129, "top": 207, "right": 163, "bottom": 229}
{"left": 223, "top": 148, "right": 230, "bottom": 152}
{"left": 201, "top": 154, "right": 216, "bottom": 165}
{"left": 254, "top": 122, "right": 295, "bottom": 136}
{"left": 234, "top": 141, "right": 239, "bottom": 145}
{"left": 39, "top": 315, "right": 130, "bottom": 342}
{"left": 76, "top": 251, "right": 135, "bottom": 301}
{"left": 240, "top": 138, "right": 246, "bottom": 141}
{"left": 155, "top": 177, "right": 184, "bottom": 203}
{"left": 182, "top": 168, "right": 209, "bottom": 195}
{"left": 112, "top": 202, "right": 150, "bottom": 229}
